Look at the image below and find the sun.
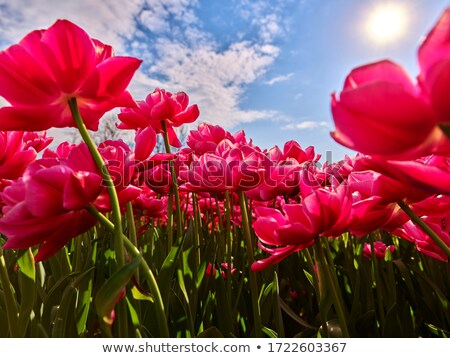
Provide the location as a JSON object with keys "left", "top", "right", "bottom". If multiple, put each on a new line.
{"left": 366, "top": 3, "right": 409, "bottom": 44}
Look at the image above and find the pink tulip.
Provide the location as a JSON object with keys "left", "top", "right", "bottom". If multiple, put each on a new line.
{"left": 118, "top": 88, "right": 199, "bottom": 147}
{"left": 418, "top": 8, "right": 450, "bottom": 125}
{"left": 0, "top": 20, "right": 141, "bottom": 131}
{"left": 362, "top": 242, "right": 395, "bottom": 260}
{"left": 247, "top": 141, "right": 318, "bottom": 201}
{"left": 0, "top": 130, "right": 53, "bottom": 180}
{"left": 142, "top": 163, "right": 173, "bottom": 194}
{"left": 0, "top": 161, "right": 101, "bottom": 261}
{"left": 45, "top": 140, "right": 141, "bottom": 211}
{"left": 360, "top": 154, "right": 450, "bottom": 196}
{"left": 180, "top": 140, "right": 268, "bottom": 193}
{"left": 251, "top": 206, "right": 316, "bottom": 271}
{"left": 180, "top": 153, "right": 231, "bottom": 193}
{"left": 347, "top": 170, "right": 409, "bottom": 204}
{"left": 186, "top": 123, "right": 234, "bottom": 155}
{"left": 22, "top": 131, "right": 53, "bottom": 153}
{"left": 134, "top": 126, "right": 157, "bottom": 162}
{"left": 43, "top": 141, "right": 77, "bottom": 159}
{"left": 252, "top": 182, "right": 352, "bottom": 271}
{"left": 0, "top": 179, "right": 12, "bottom": 217}
{"left": 93, "top": 140, "right": 141, "bottom": 211}
{"left": 350, "top": 195, "right": 399, "bottom": 237}
{"left": 331, "top": 60, "right": 450, "bottom": 159}
{"left": 132, "top": 185, "right": 165, "bottom": 219}
{"left": 205, "top": 263, "right": 217, "bottom": 278}
{"left": 301, "top": 181, "right": 352, "bottom": 237}
{"left": 395, "top": 216, "right": 450, "bottom": 262}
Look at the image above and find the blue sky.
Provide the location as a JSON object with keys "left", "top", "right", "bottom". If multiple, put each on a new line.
{"left": 0, "top": 0, "right": 448, "bottom": 161}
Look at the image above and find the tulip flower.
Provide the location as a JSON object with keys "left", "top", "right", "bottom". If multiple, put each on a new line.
{"left": 118, "top": 88, "right": 199, "bottom": 147}
{"left": 331, "top": 60, "right": 450, "bottom": 159}
{"left": 395, "top": 216, "right": 450, "bottom": 262}
{"left": 362, "top": 242, "right": 395, "bottom": 260}
{"left": 418, "top": 8, "right": 450, "bottom": 127}
{"left": 186, "top": 122, "right": 234, "bottom": 155}
{"left": 0, "top": 160, "right": 101, "bottom": 260}
{"left": 251, "top": 206, "right": 316, "bottom": 271}
{"left": 360, "top": 154, "right": 450, "bottom": 196}
{"left": 0, "top": 20, "right": 141, "bottom": 131}
{"left": 180, "top": 140, "right": 269, "bottom": 193}
{"left": 252, "top": 181, "right": 352, "bottom": 271}
{"left": 247, "top": 141, "right": 318, "bottom": 201}
{"left": 0, "top": 131, "right": 52, "bottom": 180}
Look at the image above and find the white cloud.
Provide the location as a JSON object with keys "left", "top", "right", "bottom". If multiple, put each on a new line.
{"left": 145, "top": 39, "right": 280, "bottom": 127}
{"left": 0, "top": 0, "right": 144, "bottom": 52}
{"left": 264, "top": 72, "right": 294, "bottom": 85}
{"left": 282, "top": 121, "right": 329, "bottom": 130}
{"left": 254, "top": 14, "right": 283, "bottom": 43}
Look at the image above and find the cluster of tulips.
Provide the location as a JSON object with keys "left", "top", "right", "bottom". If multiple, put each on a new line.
{"left": 0, "top": 9, "right": 450, "bottom": 339}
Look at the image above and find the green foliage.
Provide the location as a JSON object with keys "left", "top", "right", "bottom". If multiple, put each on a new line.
{"left": 1, "top": 225, "right": 449, "bottom": 337}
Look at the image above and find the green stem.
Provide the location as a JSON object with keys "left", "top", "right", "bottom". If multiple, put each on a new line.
{"left": 224, "top": 190, "right": 233, "bottom": 303}
{"left": 313, "top": 238, "right": 330, "bottom": 337}
{"left": 160, "top": 121, "right": 183, "bottom": 237}
{"left": 238, "top": 190, "right": 262, "bottom": 337}
{"left": 0, "top": 247, "right": 19, "bottom": 337}
{"left": 304, "top": 248, "right": 320, "bottom": 301}
{"left": 126, "top": 202, "right": 139, "bottom": 282}
{"left": 370, "top": 238, "right": 385, "bottom": 328}
{"left": 69, "top": 98, "right": 125, "bottom": 266}
{"left": 314, "top": 237, "right": 350, "bottom": 338}
{"left": 167, "top": 192, "right": 174, "bottom": 251}
{"left": 69, "top": 98, "right": 128, "bottom": 337}
{"left": 398, "top": 200, "right": 450, "bottom": 260}
{"left": 86, "top": 206, "right": 169, "bottom": 337}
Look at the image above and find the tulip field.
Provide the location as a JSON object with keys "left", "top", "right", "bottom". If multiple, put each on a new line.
{"left": 0, "top": 8, "right": 450, "bottom": 339}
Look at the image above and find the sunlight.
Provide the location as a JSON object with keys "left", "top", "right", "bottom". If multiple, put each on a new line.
{"left": 366, "top": 3, "right": 409, "bottom": 44}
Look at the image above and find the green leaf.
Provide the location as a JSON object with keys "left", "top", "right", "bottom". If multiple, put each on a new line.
{"left": 303, "top": 269, "right": 314, "bottom": 286}
{"left": 17, "top": 248, "right": 36, "bottom": 337}
{"left": 197, "top": 326, "right": 224, "bottom": 338}
{"left": 95, "top": 255, "right": 142, "bottom": 325}
{"left": 156, "top": 235, "right": 185, "bottom": 309}
{"left": 425, "top": 323, "right": 449, "bottom": 338}
{"left": 52, "top": 285, "right": 77, "bottom": 338}
{"left": 262, "top": 326, "right": 278, "bottom": 338}
{"left": 131, "top": 285, "right": 154, "bottom": 302}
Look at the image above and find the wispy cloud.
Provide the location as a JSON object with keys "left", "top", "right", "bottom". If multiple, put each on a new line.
{"left": 294, "top": 92, "right": 303, "bottom": 100}
{"left": 143, "top": 39, "right": 280, "bottom": 127}
{"left": 282, "top": 121, "right": 329, "bottom": 130}
{"left": 264, "top": 72, "right": 294, "bottom": 85}
{"left": 0, "top": 0, "right": 143, "bottom": 51}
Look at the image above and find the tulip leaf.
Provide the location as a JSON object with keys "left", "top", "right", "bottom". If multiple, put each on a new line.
{"left": 52, "top": 285, "right": 77, "bottom": 338}
{"left": 262, "top": 325, "right": 278, "bottom": 338}
{"left": 157, "top": 235, "right": 185, "bottom": 309}
{"left": 17, "top": 248, "right": 36, "bottom": 337}
{"left": 95, "top": 255, "right": 142, "bottom": 325}
{"left": 131, "top": 285, "right": 154, "bottom": 302}
{"left": 197, "top": 326, "right": 224, "bottom": 338}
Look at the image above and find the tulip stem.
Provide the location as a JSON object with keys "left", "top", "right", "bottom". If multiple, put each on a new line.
{"left": 224, "top": 190, "right": 233, "bottom": 303}
{"left": 160, "top": 121, "right": 183, "bottom": 238}
{"left": 69, "top": 98, "right": 125, "bottom": 267}
{"left": 398, "top": 200, "right": 450, "bottom": 260}
{"left": 0, "top": 247, "right": 19, "bottom": 337}
{"left": 86, "top": 205, "right": 170, "bottom": 337}
{"left": 238, "top": 190, "right": 262, "bottom": 337}
{"left": 314, "top": 237, "right": 350, "bottom": 338}
{"left": 69, "top": 98, "right": 128, "bottom": 337}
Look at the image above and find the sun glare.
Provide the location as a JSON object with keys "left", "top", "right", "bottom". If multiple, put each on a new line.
{"left": 367, "top": 3, "right": 409, "bottom": 44}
